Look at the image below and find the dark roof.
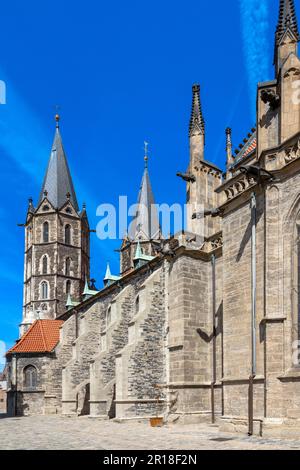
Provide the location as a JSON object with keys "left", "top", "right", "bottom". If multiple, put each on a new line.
{"left": 276, "top": 0, "right": 299, "bottom": 46}
{"left": 189, "top": 84, "right": 205, "bottom": 138}
{"left": 39, "top": 125, "right": 79, "bottom": 211}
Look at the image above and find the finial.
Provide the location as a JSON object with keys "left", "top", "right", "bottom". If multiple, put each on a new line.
{"left": 55, "top": 105, "right": 61, "bottom": 128}
{"left": 28, "top": 197, "right": 33, "bottom": 204}
{"left": 226, "top": 128, "right": 232, "bottom": 148}
{"left": 83, "top": 202, "right": 86, "bottom": 210}
{"left": 66, "top": 192, "right": 71, "bottom": 200}
{"left": 43, "top": 190, "right": 48, "bottom": 198}
{"left": 144, "top": 141, "right": 149, "bottom": 168}
{"left": 189, "top": 83, "right": 205, "bottom": 138}
{"left": 55, "top": 114, "right": 60, "bottom": 128}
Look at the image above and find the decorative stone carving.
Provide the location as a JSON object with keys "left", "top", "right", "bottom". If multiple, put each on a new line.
{"left": 223, "top": 174, "right": 256, "bottom": 203}
{"left": 285, "top": 139, "right": 300, "bottom": 163}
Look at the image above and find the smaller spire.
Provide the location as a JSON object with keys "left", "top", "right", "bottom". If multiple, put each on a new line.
{"left": 83, "top": 277, "right": 99, "bottom": 300}
{"left": 134, "top": 241, "right": 143, "bottom": 260}
{"left": 104, "top": 263, "right": 112, "bottom": 281}
{"left": 103, "top": 262, "right": 121, "bottom": 287}
{"left": 189, "top": 84, "right": 205, "bottom": 138}
{"left": 133, "top": 241, "right": 155, "bottom": 268}
{"left": 28, "top": 197, "right": 35, "bottom": 211}
{"left": 66, "top": 293, "right": 80, "bottom": 310}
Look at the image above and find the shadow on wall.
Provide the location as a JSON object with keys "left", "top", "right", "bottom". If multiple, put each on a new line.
{"left": 78, "top": 383, "right": 90, "bottom": 416}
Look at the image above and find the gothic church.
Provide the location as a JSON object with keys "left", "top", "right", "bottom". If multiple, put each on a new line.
{"left": 6, "top": 0, "right": 300, "bottom": 437}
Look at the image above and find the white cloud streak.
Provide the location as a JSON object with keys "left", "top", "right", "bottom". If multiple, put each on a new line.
{"left": 239, "top": 0, "right": 271, "bottom": 118}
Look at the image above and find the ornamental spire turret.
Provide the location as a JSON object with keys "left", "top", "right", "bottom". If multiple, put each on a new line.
{"left": 275, "top": 0, "right": 299, "bottom": 74}
{"left": 189, "top": 84, "right": 205, "bottom": 168}
{"left": 226, "top": 128, "right": 234, "bottom": 171}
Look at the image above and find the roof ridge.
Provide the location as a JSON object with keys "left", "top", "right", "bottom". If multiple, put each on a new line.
{"left": 8, "top": 320, "right": 38, "bottom": 353}
{"left": 39, "top": 320, "right": 48, "bottom": 351}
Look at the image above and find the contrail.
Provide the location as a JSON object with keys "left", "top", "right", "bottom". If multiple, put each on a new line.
{"left": 239, "top": 0, "right": 270, "bottom": 119}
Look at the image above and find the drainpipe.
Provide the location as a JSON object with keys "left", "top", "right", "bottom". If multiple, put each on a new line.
{"left": 13, "top": 354, "right": 18, "bottom": 417}
{"left": 211, "top": 253, "right": 217, "bottom": 424}
{"left": 249, "top": 192, "right": 257, "bottom": 435}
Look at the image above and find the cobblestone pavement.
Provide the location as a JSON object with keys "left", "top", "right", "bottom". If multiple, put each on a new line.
{"left": 1, "top": 415, "right": 300, "bottom": 450}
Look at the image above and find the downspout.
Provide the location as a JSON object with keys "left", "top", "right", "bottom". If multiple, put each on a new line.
{"left": 13, "top": 354, "right": 18, "bottom": 417}
{"left": 249, "top": 192, "right": 257, "bottom": 435}
{"left": 211, "top": 253, "right": 217, "bottom": 424}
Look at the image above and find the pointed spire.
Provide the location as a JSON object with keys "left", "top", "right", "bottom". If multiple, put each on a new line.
{"left": 83, "top": 277, "right": 99, "bottom": 299}
{"left": 225, "top": 128, "right": 234, "bottom": 170}
{"left": 134, "top": 241, "right": 143, "bottom": 259}
{"left": 133, "top": 241, "right": 155, "bottom": 265}
{"left": 103, "top": 262, "right": 121, "bottom": 286}
{"left": 104, "top": 263, "right": 112, "bottom": 281}
{"left": 189, "top": 84, "right": 205, "bottom": 138}
{"left": 275, "top": 0, "right": 299, "bottom": 45}
{"left": 39, "top": 116, "right": 79, "bottom": 211}
{"left": 128, "top": 153, "right": 160, "bottom": 241}
{"left": 66, "top": 293, "right": 80, "bottom": 310}
{"left": 274, "top": 0, "right": 299, "bottom": 71}
{"left": 27, "top": 197, "right": 35, "bottom": 214}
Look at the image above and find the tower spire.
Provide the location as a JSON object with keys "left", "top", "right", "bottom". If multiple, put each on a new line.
{"left": 275, "top": 0, "right": 299, "bottom": 73}
{"left": 189, "top": 84, "right": 205, "bottom": 167}
{"left": 128, "top": 153, "right": 160, "bottom": 241}
{"left": 189, "top": 84, "right": 205, "bottom": 138}
{"left": 39, "top": 117, "right": 79, "bottom": 211}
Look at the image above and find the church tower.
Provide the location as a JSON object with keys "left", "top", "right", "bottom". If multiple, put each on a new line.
{"left": 120, "top": 152, "right": 161, "bottom": 275}
{"left": 185, "top": 84, "right": 222, "bottom": 239}
{"left": 20, "top": 115, "right": 90, "bottom": 336}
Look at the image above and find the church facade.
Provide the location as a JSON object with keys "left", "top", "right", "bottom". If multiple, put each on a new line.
{"left": 6, "top": 0, "right": 300, "bottom": 437}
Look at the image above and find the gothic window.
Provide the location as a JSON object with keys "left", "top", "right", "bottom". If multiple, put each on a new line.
{"left": 65, "top": 257, "right": 71, "bottom": 276}
{"left": 66, "top": 280, "right": 71, "bottom": 294}
{"left": 107, "top": 306, "right": 111, "bottom": 327}
{"left": 43, "top": 222, "right": 49, "bottom": 243}
{"left": 40, "top": 281, "right": 48, "bottom": 300}
{"left": 135, "top": 295, "right": 140, "bottom": 315}
{"left": 23, "top": 365, "right": 37, "bottom": 389}
{"left": 42, "top": 255, "right": 48, "bottom": 275}
{"left": 65, "top": 224, "right": 71, "bottom": 245}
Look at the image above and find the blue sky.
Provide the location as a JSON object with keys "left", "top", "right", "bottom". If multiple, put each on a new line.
{"left": 0, "top": 0, "right": 288, "bottom": 353}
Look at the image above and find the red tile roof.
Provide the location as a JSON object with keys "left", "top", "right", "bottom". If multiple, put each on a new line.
{"left": 243, "top": 138, "right": 257, "bottom": 158}
{"left": 7, "top": 320, "right": 63, "bottom": 355}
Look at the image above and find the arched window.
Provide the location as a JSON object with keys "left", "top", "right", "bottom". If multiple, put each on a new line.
{"left": 42, "top": 255, "right": 48, "bottom": 275}
{"left": 65, "top": 224, "right": 71, "bottom": 245}
{"left": 40, "top": 281, "right": 48, "bottom": 300}
{"left": 66, "top": 280, "right": 71, "bottom": 294}
{"left": 43, "top": 222, "right": 49, "bottom": 243}
{"left": 135, "top": 295, "right": 140, "bottom": 315}
{"left": 23, "top": 365, "right": 37, "bottom": 389}
{"left": 107, "top": 306, "right": 111, "bottom": 327}
{"left": 65, "top": 257, "right": 71, "bottom": 276}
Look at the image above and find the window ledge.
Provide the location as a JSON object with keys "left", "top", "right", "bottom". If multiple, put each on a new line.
{"left": 278, "top": 369, "right": 300, "bottom": 381}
